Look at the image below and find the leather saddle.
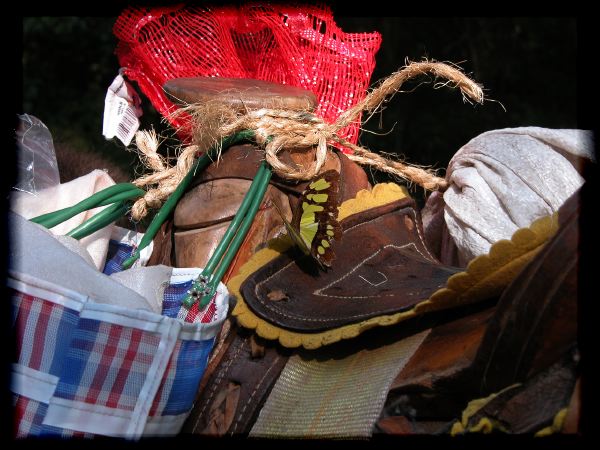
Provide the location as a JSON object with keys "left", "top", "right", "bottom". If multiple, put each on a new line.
{"left": 147, "top": 78, "right": 580, "bottom": 437}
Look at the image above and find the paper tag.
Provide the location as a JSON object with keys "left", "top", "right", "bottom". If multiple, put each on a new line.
{"left": 102, "top": 73, "right": 143, "bottom": 146}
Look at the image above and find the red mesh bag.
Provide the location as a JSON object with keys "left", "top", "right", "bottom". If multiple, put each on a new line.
{"left": 113, "top": 4, "right": 381, "bottom": 148}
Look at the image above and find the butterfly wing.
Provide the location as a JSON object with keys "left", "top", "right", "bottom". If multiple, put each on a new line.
{"left": 272, "top": 170, "right": 341, "bottom": 268}
{"left": 293, "top": 170, "right": 341, "bottom": 268}
{"left": 271, "top": 197, "right": 312, "bottom": 256}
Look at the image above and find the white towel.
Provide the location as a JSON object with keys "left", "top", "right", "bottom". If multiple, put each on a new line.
{"left": 422, "top": 127, "right": 594, "bottom": 267}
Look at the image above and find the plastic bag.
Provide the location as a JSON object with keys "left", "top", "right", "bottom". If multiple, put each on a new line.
{"left": 14, "top": 114, "right": 60, "bottom": 195}
{"left": 10, "top": 211, "right": 229, "bottom": 438}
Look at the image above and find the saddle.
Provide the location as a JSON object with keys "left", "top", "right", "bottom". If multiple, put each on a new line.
{"left": 147, "top": 78, "right": 580, "bottom": 437}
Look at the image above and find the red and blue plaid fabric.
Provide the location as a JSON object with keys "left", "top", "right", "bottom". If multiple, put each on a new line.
{"left": 14, "top": 395, "right": 94, "bottom": 438}
{"left": 148, "top": 339, "right": 214, "bottom": 418}
{"left": 163, "top": 280, "right": 218, "bottom": 324}
{"left": 52, "top": 320, "right": 162, "bottom": 411}
{"left": 13, "top": 289, "right": 80, "bottom": 377}
{"left": 103, "top": 240, "right": 135, "bottom": 275}
{"left": 10, "top": 264, "right": 227, "bottom": 438}
{"left": 14, "top": 395, "right": 48, "bottom": 438}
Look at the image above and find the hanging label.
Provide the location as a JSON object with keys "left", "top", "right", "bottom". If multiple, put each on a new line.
{"left": 102, "top": 73, "right": 143, "bottom": 146}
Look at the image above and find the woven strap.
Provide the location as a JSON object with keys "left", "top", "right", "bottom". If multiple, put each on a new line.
{"left": 249, "top": 329, "right": 430, "bottom": 438}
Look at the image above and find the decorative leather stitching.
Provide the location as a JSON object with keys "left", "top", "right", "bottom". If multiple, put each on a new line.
{"left": 251, "top": 209, "right": 441, "bottom": 322}
{"left": 313, "top": 243, "right": 429, "bottom": 299}
{"left": 230, "top": 355, "right": 281, "bottom": 435}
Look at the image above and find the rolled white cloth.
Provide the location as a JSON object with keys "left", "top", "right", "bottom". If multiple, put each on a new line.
{"left": 10, "top": 169, "right": 117, "bottom": 270}
{"left": 422, "top": 127, "right": 594, "bottom": 267}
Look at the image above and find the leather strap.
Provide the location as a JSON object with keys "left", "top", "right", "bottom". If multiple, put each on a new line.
{"left": 182, "top": 327, "right": 289, "bottom": 436}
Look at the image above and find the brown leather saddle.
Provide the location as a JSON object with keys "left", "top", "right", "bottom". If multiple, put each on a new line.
{"left": 147, "top": 78, "right": 580, "bottom": 437}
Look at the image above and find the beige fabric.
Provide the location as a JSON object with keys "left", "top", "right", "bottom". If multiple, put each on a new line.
{"left": 10, "top": 169, "right": 117, "bottom": 270}
{"left": 9, "top": 170, "right": 164, "bottom": 311}
{"left": 423, "top": 127, "right": 593, "bottom": 267}
{"left": 249, "top": 329, "right": 430, "bottom": 439}
{"left": 8, "top": 211, "right": 159, "bottom": 313}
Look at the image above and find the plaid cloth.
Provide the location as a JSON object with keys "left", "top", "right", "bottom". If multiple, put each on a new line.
{"left": 163, "top": 280, "right": 218, "bottom": 324}
{"left": 103, "top": 227, "right": 153, "bottom": 275}
{"left": 103, "top": 241, "right": 135, "bottom": 275}
{"left": 10, "top": 257, "right": 227, "bottom": 438}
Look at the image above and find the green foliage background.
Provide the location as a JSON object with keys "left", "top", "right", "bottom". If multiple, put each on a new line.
{"left": 21, "top": 16, "right": 578, "bottom": 189}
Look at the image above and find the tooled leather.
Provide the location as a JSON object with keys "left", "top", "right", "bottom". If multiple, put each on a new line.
{"left": 183, "top": 329, "right": 289, "bottom": 436}
{"left": 174, "top": 185, "right": 290, "bottom": 269}
{"left": 174, "top": 179, "right": 253, "bottom": 228}
{"left": 171, "top": 144, "right": 369, "bottom": 269}
{"left": 239, "top": 197, "right": 461, "bottom": 333}
{"left": 188, "top": 144, "right": 315, "bottom": 194}
{"left": 375, "top": 192, "right": 581, "bottom": 434}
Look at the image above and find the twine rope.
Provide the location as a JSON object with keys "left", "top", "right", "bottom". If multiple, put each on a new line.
{"left": 130, "top": 60, "right": 483, "bottom": 221}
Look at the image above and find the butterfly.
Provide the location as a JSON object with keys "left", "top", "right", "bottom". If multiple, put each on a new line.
{"left": 273, "top": 170, "right": 342, "bottom": 268}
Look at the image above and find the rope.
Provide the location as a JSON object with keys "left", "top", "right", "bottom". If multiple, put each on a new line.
{"left": 130, "top": 60, "right": 484, "bottom": 220}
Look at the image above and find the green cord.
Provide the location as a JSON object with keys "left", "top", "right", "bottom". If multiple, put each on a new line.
{"left": 121, "top": 130, "right": 256, "bottom": 270}
{"left": 203, "top": 163, "right": 269, "bottom": 275}
{"left": 96, "top": 189, "right": 146, "bottom": 206}
{"left": 207, "top": 164, "right": 271, "bottom": 293}
{"left": 31, "top": 183, "right": 143, "bottom": 229}
{"left": 30, "top": 129, "right": 267, "bottom": 311}
{"left": 200, "top": 163, "right": 272, "bottom": 308}
{"left": 184, "top": 162, "right": 272, "bottom": 309}
{"left": 66, "top": 201, "right": 130, "bottom": 240}
{"left": 60, "top": 189, "right": 143, "bottom": 238}
{"left": 181, "top": 163, "right": 268, "bottom": 308}
{"left": 120, "top": 153, "right": 212, "bottom": 269}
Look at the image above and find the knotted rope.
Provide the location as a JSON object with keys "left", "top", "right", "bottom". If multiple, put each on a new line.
{"left": 131, "top": 60, "right": 484, "bottom": 221}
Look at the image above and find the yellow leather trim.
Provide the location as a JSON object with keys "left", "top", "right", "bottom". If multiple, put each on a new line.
{"left": 229, "top": 183, "right": 560, "bottom": 349}
{"left": 450, "top": 384, "right": 520, "bottom": 435}
{"left": 534, "top": 408, "right": 568, "bottom": 437}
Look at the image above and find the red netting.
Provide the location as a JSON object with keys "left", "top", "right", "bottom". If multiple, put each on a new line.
{"left": 113, "top": 4, "right": 381, "bottom": 149}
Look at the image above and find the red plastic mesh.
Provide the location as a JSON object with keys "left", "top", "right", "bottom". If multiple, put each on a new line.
{"left": 113, "top": 4, "right": 381, "bottom": 149}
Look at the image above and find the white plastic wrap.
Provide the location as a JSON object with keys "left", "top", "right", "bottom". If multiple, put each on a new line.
{"left": 14, "top": 114, "right": 60, "bottom": 195}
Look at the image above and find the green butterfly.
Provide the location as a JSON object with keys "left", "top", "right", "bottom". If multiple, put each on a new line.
{"left": 274, "top": 170, "right": 342, "bottom": 268}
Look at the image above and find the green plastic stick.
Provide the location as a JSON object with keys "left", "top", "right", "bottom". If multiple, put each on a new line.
{"left": 66, "top": 201, "right": 130, "bottom": 240}
{"left": 191, "top": 163, "right": 272, "bottom": 309}
{"left": 31, "top": 183, "right": 142, "bottom": 229}
{"left": 203, "top": 163, "right": 268, "bottom": 275}
{"left": 181, "top": 163, "right": 268, "bottom": 308}
{"left": 121, "top": 130, "right": 256, "bottom": 270}
{"left": 120, "top": 153, "right": 212, "bottom": 269}
{"left": 95, "top": 189, "right": 146, "bottom": 206}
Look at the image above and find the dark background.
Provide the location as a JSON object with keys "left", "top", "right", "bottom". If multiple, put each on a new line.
{"left": 20, "top": 15, "right": 579, "bottom": 191}
{"left": 5, "top": 13, "right": 592, "bottom": 440}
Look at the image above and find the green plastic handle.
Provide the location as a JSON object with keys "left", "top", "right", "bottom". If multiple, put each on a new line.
{"left": 187, "top": 163, "right": 272, "bottom": 309}
{"left": 31, "top": 183, "right": 142, "bottom": 229}
{"left": 66, "top": 201, "right": 130, "bottom": 240}
{"left": 203, "top": 163, "right": 269, "bottom": 275}
{"left": 121, "top": 130, "right": 256, "bottom": 270}
{"left": 181, "top": 163, "right": 269, "bottom": 308}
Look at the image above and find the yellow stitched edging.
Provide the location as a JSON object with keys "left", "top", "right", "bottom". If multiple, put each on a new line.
{"left": 415, "top": 213, "right": 559, "bottom": 315}
{"left": 230, "top": 183, "right": 411, "bottom": 350}
{"left": 337, "top": 182, "right": 409, "bottom": 221}
{"left": 451, "top": 390, "right": 568, "bottom": 436}
{"left": 229, "top": 183, "right": 560, "bottom": 350}
{"left": 535, "top": 408, "right": 568, "bottom": 437}
{"left": 450, "top": 384, "right": 521, "bottom": 436}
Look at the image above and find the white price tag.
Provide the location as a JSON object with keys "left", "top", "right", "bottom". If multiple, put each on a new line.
{"left": 102, "top": 73, "right": 143, "bottom": 146}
